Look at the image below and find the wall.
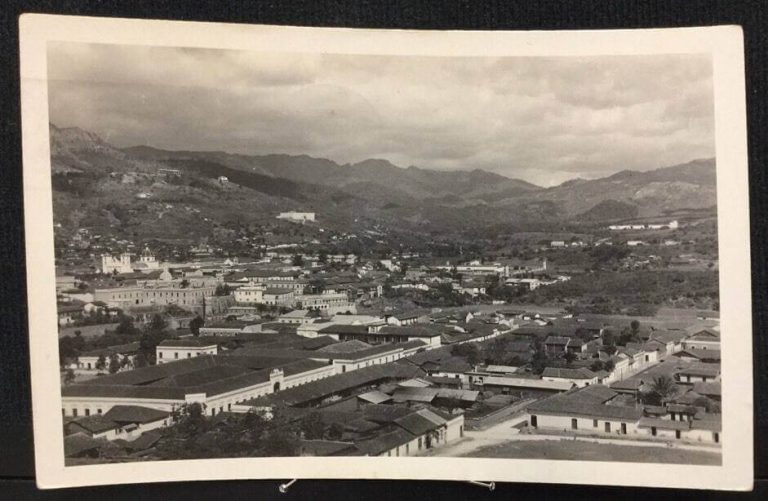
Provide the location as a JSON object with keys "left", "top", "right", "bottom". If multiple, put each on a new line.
{"left": 62, "top": 397, "right": 181, "bottom": 417}
{"left": 530, "top": 413, "right": 640, "bottom": 436}
{"left": 156, "top": 346, "right": 217, "bottom": 364}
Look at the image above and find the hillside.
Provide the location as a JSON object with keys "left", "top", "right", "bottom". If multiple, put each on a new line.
{"left": 51, "top": 124, "right": 717, "bottom": 245}
{"left": 514, "top": 158, "right": 717, "bottom": 220}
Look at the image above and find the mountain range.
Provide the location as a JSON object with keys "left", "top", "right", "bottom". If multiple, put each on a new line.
{"left": 49, "top": 124, "right": 717, "bottom": 242}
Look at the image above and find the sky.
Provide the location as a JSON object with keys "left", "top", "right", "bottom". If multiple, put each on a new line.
{"left": 47, "top": 42, "right": 715, "bottom": 187}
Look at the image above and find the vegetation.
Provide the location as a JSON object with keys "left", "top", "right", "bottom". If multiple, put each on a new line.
{"left": 153, "top": 404, "right": 303, "bottom": 459}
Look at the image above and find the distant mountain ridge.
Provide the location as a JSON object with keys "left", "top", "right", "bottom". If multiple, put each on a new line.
{"left": 50, "top": 123, "right": 717, "bottom": 242}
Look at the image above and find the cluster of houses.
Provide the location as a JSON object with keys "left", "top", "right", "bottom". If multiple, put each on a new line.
{"left": 608, "top": 220, "right": 680, "bottom": 231}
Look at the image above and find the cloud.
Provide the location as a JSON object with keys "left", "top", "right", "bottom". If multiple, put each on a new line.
{"left": 47, "top": 43, "right": 714, "bottom": 187}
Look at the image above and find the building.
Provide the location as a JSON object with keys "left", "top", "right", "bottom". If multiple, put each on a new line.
{"left": 65, "top": 405, "right": 170, "bottom": 441}
{"left": 277, "top": 211, "right": 316, "bottom": 223}
{"left": 156, "top": 339, "right": 218, "bottom": 364}
{"left": 296, "top": 291, "right": 356, "bottom": 315}
{"left": 542, "top": 367, "right": 599, "bottom": 387}
{"left": 527, "top": 385, "right": 643, "bottom": 436}
{"left": 76, "top": 342, "right": 140, "bottom": 374}
{"left": 101, "top": 252, "right": 134, "bottom": 275}
{"left": 198, "top": 320, "right": 268, "bottom": 337}
{"left": 277, "top": 309, "right": 316, "bottom": 324}
{"left": 682, "top": 328, "right": 721, "bottom": 351}
{"left": 315, "top": 324, "right": 442, "bottom": 348}
{"left": 93, "top": 284, "right": 217, "bottom": 310}
{"left": 61, "top": 354, "right": 337, "bottom": 418}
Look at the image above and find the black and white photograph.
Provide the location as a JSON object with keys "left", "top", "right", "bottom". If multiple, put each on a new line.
{"left": 19, "top": 15, "right": 753, "bottom": 490}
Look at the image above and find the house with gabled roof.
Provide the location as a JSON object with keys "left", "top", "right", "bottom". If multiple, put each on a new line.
{"left": 682, "top": 328, "right": 720, "bottom": 351}
{"left": 542, "top": 367, "right": 599, "bottom": 388}
{"left": 527, "top": 385, "right": 643, "bottom": 436}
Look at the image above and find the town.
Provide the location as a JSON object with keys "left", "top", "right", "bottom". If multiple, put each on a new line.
{"left": 56, "top": 210, "right": 722, "bottom": 465}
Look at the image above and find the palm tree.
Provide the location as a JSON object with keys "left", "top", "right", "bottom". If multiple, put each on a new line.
{"left": 648, "top": 375, "right": 678, "bottom": 404}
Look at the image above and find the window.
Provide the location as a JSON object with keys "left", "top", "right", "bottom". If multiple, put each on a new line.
{"left": 187, "top": 353, "right": 191, "bottom": 358}
{"left": 604, "top": 422, "right": 611, "bottom": 433}
{"left": 621, "top": 423, "right": 627, "bottom": 435}
{"left": 84, "top": 409, "right": 90, "bottom": 416}
{"left": 530, "top": 416, "right": 537, "bottom": 428}
{"left": 72, "top": 409, "right": 78, "bottom": 417}
{"left": 174, "top": 352, "right": 179, "bottom": 359}
{"left": 713, "top": 432, "right": 719, "bottom": 443}
{"left": 405, "top": 444, "right": 409, "bottom": 455}
{"left": 159, "top": 352, "right": 163, "bottom": 359}
{"left": 418, "top": 438, "right": 422, "bottom": 450}
{"left": 651, "top": 426, "right": 657, "bottom": 436}
{"left": 675, "top": 430, "right": 681, "bottom": 439}
{"left": 571, "top": 418, "right": 578, "bottom": 430}
{"left": 593, "top": 419, "right": 598, "bottom": 428}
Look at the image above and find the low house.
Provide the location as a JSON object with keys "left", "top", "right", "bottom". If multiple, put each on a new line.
{"left": 64, "top": 433, "right": 103, "bottom": 458}
{"left": 542, "top": 367, "right": 599, "bottom": 388}
{"left": 66, "top": 405, "right": 171, "bottom": 441}
{"left": 198, "top": 320, "right": 267, "bottom": 337}
{"left": 543, "top": 336, "right": 571, "bottom": 355}
{"left": 156, "top": 339, "right": 218, "bottom": 364}
{"left": 277, "top": 309, "right": 316, "bottom": 324}
{"left": 682, "top": 328, "right": 721, "bottom": 351}
{"left": 676, "top": 365, "right": 721, "bottom": 384}
{"left": 57, "top": 302, "right": 84, "bottom": 326}
{"left": 676, "top": 348, "right": 721, "bottom": 363}
{"left": 527, "top": 385, "right": 643, "bottom": 436}
{"left": 76, "top": 342, "right": 140, "bottom": 373}
{"left": 386, "top": 310, "right": 431, "bottom": 326}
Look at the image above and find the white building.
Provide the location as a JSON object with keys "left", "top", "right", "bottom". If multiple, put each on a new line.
{"left": 277, "top": 211, "right": 316, "bottom": 223}
{"left": 101, "top": 252, "right": 133, "bottom": 274}
{"left": 156, "top": 340, "right": 218, "bottom": 364}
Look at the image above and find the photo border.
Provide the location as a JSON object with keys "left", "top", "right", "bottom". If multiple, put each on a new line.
{"left": 19, "top": 13, "right": 753, "bottom": 490}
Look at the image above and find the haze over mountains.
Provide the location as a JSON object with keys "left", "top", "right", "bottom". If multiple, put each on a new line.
{"left": 50, "top": 124, "right": 717, "bottom": 240}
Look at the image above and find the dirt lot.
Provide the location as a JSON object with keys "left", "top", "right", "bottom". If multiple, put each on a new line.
{"left": 464, "top": 438, "right": 722, "bottom": 465}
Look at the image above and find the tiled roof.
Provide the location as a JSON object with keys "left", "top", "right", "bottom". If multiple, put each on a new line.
{"left": 692, "top": 381, "right": 721, "bottom": 397}
{"left": 357, "top": 391, "right": 393, "bottom": 404}
{"left": 62, "top": 355, "right": 328, "bottom": 400}
{"left": 378, "top": 326, "right": 442, "bottom": 338}
{"left": 638, "top": 416, "right": 690, "bottom": 431}
{"left": 394, "top": 412, "right": 441, "bottom": 436}
{"left": 542, "top": 367, "right": 597, "bottom": 379}
{"left": 103, "top": 405, "right": 170, "bottom": 424}
{"left": 317, "top": 340, "right": 373, "bottom": 353}
{"left": 355, "top": 427, "right": 414, "bottom": 456}
{"left": 64, "top": 433, "right": 103, "bottom": 457}
{"left": 67, "top": 416, "right": 119, "bottom": 434}
{"left": 158, "top": 339, "right": 217, "bottom": 348}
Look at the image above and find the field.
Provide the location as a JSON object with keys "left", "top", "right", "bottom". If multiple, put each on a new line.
{"left": 463, "top": 438, "right": 722, "bottom": 465}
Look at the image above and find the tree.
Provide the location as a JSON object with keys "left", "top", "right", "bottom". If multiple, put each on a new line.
{"left": 215, "top": 284, "right": 232, "bottom": 296}
{"left": 645, "top": 375, "right": 679, "bottom": 405}
{"left": 326, "top": 422, "right": 344, "bottom": 441}
{"left": 563, "top": 351, "right": 577, "bottom": 366}
{"left": 108, "top": 353, "right": 121, "bottom": 374}
{"left": 180, "top": 279, "right": 190, "bottom": 288}
{"left": 190, "top": 315, "right": 204, "bottom": 336}
{"left": 115, "top": 316, "right": 137, "bottom": 335}
{"left": 95, "top": 354, "right": 107, "bottom": 372}
{"left": 63, "top": 368, "right": 76, "bottom": 385}
{"left": 451, "top": 343, "right": 481, "bottom": 366}
{"left": 292, "top": 254, "right": 304, "bottom": 266}
{"left": 298, "top": 412, "right": 326, "bottom": 440}
{"left": 630, "top": 320, "right": 641, "bottom": 336}
{"left": 318, "top": 250, "right": 328, "bottom": 264}
{"left": 148, "top": 314, "right": 167, "bottom": 333}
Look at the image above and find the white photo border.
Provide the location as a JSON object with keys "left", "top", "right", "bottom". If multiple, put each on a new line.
{"left": 19, "top": 14, "right": 753, "bottom": 490}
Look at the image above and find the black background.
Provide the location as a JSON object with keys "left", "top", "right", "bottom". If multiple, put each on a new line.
{"left": 0, "top": 1, "right": 765, "bottom": 499}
